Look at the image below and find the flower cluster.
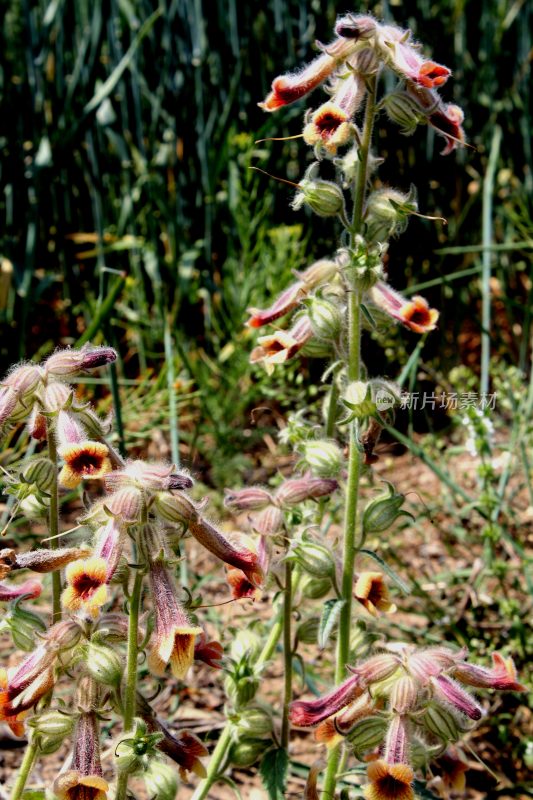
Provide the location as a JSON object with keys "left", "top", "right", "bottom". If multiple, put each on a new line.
{"left": 290, "top": 644, "right": 524, "bottom": 799}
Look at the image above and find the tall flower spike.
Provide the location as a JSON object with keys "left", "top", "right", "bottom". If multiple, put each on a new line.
{"left": 370, "top": 282, "right": 439, "bottom": 334}
{"left": 147, "top": 559, "right": 203, "bottom": 680}
{"left": 61, "top": 556, "right": 108, "bottom": 619}
{"left": 53, "top": 711, "right": 108, "bottom": 800}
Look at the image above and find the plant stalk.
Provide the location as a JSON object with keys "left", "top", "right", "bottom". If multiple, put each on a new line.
{"left": 46, "top": 422, "right": 62, "bottom": 623}
{"left": 281, "top": 559, "right": 293, "bottom": 749}
{"left": 10, "top": 740, "right": 38, "bottom": 800}
{"left": 321, "top": 75, "right": 377, "bottom": 800}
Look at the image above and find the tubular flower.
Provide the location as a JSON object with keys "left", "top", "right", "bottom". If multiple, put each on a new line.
{"left": 290, "top": 673, "right": 362, "bottom": 727}
{"left": 0, "top": 669, "right": 26, "bottom": 736}
{"left": 147, "top": 560, "right": 203, "bottom": 680}
{"left": 0, "top": 578, "right": 42, "bottom": 601}
{"left": 44, "top": 344, "right": 116, "bottom": 378}
{"left": 53, "top": 711, "right": 108, "bottom": 800}
{"left": 452, "top": 652, "right": 526, "bottom": 691}
{"left": 315, "top": 691, "right": 376, "bottom": 746}
{"left": 7, "top": 546, "right": 90, "bottom": 574}
{"left": 225, "top": 535, "right": 268, "bottom": 601}
{"left": 354, "top": 572, "right": 396, "bottom": 617}
{"left": 61, "top": 557, "right": 108, "bottom": 618}
{"left": 188, "top": 517, "right": 265, "bottom": 588}
{"left": 376, "top": 24, "right": 450, "bottom": 89}
{"left": 431, "top": 675, "right": 484, "bottom": 721}
{"left": 370, "top": 282, "right": 439, "bottom": 333}
{"left": 58, "top": 441, "right": 112, "bottom": 489}
{"left": 104, "top": 460, "right": 193, "bottom": 492}
{"left": 94, "top": 518, "right": 126, "bottom": 581}
{"left": 431, "top": 747, "right": 468, "bottom": 794}
{"left": 404, "top": 85, "right": 466, "bottom": 155}
{"left": 250, "top": 316, "right": 313, "bottom": 374}
{"left": 246, "top": 281, "right": 308, "bottom": 328}
{"left": 303, "top": 73, "right": 365, "bottom": 155}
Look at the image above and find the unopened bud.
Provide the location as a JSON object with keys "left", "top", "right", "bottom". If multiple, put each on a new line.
{"left": 335, "top": 13, "right": 377, "bottom": 39}
{"left": 42, "top": 382, "right": 72, "bottom": 413}
{"left": 31, "top": 710, "right": 75, "bottom": 753}
{"left": 293, "top": 164, "right": 346, "bottom": 218}
{"left": 229, "top": 738, "right": 265, "bottom": 767}
{"left": 301, "top": 576, "right": 332, "bottom": 599}
{"left": 421, "top": 703, "right": 461, "bottom": 743}
{"left": 152, "top": 491, "right": 199, "bottom": 525}
{"left": 362, "top": 481, "right": 413, "bottom": 535}
{"left": 144, "top": 760, "right": 178, "bottom": 800}
{"left": 275, "top": 475, "right": 338, "bottom": 506}
{"left": 349, "top": 237, "right": 384, "bottom": 289}
{"left": 104, "top": 487, "right": 144, "bottom": 524}
{"left": 21, "top": 458, "right": 56, "bottom": 492}
{"left": 0, "top": 386, "right": 18, "bottom": 427}
{"left": 76, "top": 676, "right": 101, "bottom": 711}
{"left": 254, "top": 505, "right": 283, "bottom": 536}
{"left": 383, "top": 91, "right": 426, "bottom": 136}
{"left": 307, "top": 296, "right": 343, "bottom": 341}
{"left": 365, "top": 187, "right": 418, "bottom": 243}
{"left": 390, "top": 676, "right": 418, "bottom": 713}
{"left": 86, "top": 641, "right": 124, "bottom": 686}
{"left": 342, "top": 381, "right": 376, "bottom": 419}
{"left": 299, "top": 259, "right": 338, "bottom": 289}
{"left": 19, "top": 493, "right": 50, "bottom": 520}
{"left": 14, "top": 547, "right": 90, "bottom": 573}
{"left": 291, "top": 541, "right": 335, "bottom": 578}
{"left": 7, "top": 606, "right": 47, "bottom": 652}
{"left": 347, "top": 715, "right": 388, "bottom": 756}
{"left": 44, "top": 345, "right": 117, "bottom": 377}
{"left": 224, "top": 486, "right": 273, "bottom": 511}
{"left": 300, "top": 337, "right": 333, "bottom": 359}
{"left": 3, "top": 364, "right": 42, "bottom": 397}
{"left": 230, "top": 630, "right": 262, "bottom": 661}
{"left": 27, "top": 407, "right": 47, "bottom": 440}
{"left": 296, "top": 617, "right": 320, "bottom": 645}
{"left": 301, "top": 439, "right": 343, "bottom": 477}
{"left": 234, "top": 707, "right": 273, "bottom": 739}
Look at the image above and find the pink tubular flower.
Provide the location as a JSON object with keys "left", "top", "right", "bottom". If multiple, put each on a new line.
{"left": 0, "top": 578, "right": 42, "bottom": 602}
{"left": 274, "top": 474, "right": 338, "bottom": 506}
{"left": 370, "top": 282, "right": 439, "bottom": 334}
{"left": 290, "top": 673, "right": 362, "bottom": 727}
{"left": 188, "top": 517, "right": 265, "bottom": 588}
{"left": 246, "top": 281, "right": 308, "bottom": 328}
{"left": 432, "top": 675, "right": 484, "bottom": 720}
{"left": 453, "top": 652, "right": 525, "bottom": 692}
{"left": 94, "top": 518, "right": 126, "bottom": 581}
{"left": 148, "top": 560, "right": 203, "bottom": 680}
{"left": 377, "top": 24, "right": 451, "bottom": 89}
{"left": 250, "top": 316, "right": 313, "bottom": 373}
{"left": 53, "top": 712, "right": 108, "bottom": 800}
{"left": 303, "top": 73, "right": 365, "bottom": 155}
{"left": 405, "top": 85, "right": 466, "bottom": 155}
{"left": 223, "top": 486, "right": 274, "bottom": 511}
{"left": 104, "top": 460, "right": 193, "bottom": 492}
{"left": 44, "top": 344, "right": 116, "bottom": 377}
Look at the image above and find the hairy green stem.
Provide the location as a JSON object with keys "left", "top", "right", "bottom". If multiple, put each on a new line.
{"left": 10, "top": 740, "right": 38, "bottom": 800}
{"left": 322, "top": 76, "right": 377, "bottom": 800}
{"left": 191, "top": 607, "right": 285, "bottom": 800}
{"left": 46, "top": 422, "right": 62, "bottom": 623}
{"left": 115, "top": 552, "right": 143, "bottom": 800}
{"left": 281, "top": 560, "right": 293, "bottom": 749}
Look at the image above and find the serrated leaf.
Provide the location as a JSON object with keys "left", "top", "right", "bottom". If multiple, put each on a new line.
{"left": 260, "top": 747, "right": 288, "bottom": 800}
{"left": 318, "top": 598, "right": 345, "bottom": 649}
{"left": 359, "top": 548, "right": 410, "bottom": 595}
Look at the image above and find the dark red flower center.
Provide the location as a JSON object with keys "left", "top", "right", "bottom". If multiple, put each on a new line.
{"left": 73, "top": 574, "right": 103, "bottom": 599}
{"left": 407, "top": 308, "right": 430, "bottom": 326}
{"left": 316, "top": 111, "right": 343, "bottom": 135}
{"left": 378, "top": 775, "right": 408, "bottom": 798}
{"left": 69, "top": 452, "right": 103, "bottom": 475}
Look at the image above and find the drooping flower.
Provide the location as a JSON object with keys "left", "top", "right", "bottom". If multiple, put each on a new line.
{"left": 363, "top": 759, "right": 415, "bottom": 800}
{"left": 290, "top": 673, "right": 362, "bottom": 727}
{"left": 452, "top": 652, "right": 525, "bottom": 692}
{"left": 354, "top": 572, "right": 396, "bottom": 617}
{"left": 430, "top": 747, "right": 469, "bottom": 795}
{"left": 250, "top": 316, "right": 313, "bottom": 374}
{"left": 194, "top": 633, "right": 224, "bottom": 669}
{"left": 376, "top": 24, "right": 451, "bottom": 89}
{"left": 188, "top": 517, "right": 265, "bottom": 588}
{"left": 61, "top": 557, "right": 108, "bottom": 618}
{"left": 404, "top": 85, "right": 466, "bottom": 155}
{"left": 104, "top": 460, "right": 193, "bottom": 492}
{"left": 0, "top": 578, "right": 42, "bottom": 601}
{"left": 225, "top": 535, "right": 268, "bottom": 601}
{"left": 246, "top": 281, "right": 308, "bottom": 328}
{"left": 370, "top": 282, "right": 439, "bottom": 334}
{"left": 0, "top": 669, "right": 26, "bottom": 736}
{"left": 303, "top": 73, "right": 365, "bottom": 155}
{"left": 56, "top": 410, "right": 112, "bottom": 489}
{"left": 314, "top": 691, "right": 376, "bottom": 746}
{"left": 53, "top": 711, "right": 108, "bottom": 800}
{"left": 147, "top": 560, "right": 203, "bottom": 680}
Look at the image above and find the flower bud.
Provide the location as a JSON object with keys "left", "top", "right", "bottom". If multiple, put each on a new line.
{"left": 225, "top": 671, "right": 259, "bottom": 708}
{"left": 307, "top": 296, "right": 343, "bottom": 341}
{"left": 234, "top": 707, "right": 273, "bottom": 739}
{"left": 13, "top": 547, "right": 90, "bottom": 573}
{"left": 342, "top": 381, "right": 376, "bottom": 419}
{"left": 301, "top": 439, "right": 343, "bottom": 477}
{"left": 230, "top": 630, "right": 262, "bottom": 661}
{"left": 3, "top": 364, "right": 43, "bottom": 397}
{"left": 291, "top": 541, "right": 335, "bottom": 578}
{"left": 362, "top": 481, "right": 413, "bottom": 535}
{"left": 389, "top": 676, "right": 418, "bottom": 713}
{"left": 297, "top": 617, "right": 320, "bottom": 645}
{"left": 0, "top": 386, "right": 18, "bottom": 428}
{"left": 346, "top": 715, "right": 388, "bottom": 756}
{"left": 44, "top": 345, "right": 117, "bottom": 377}
{"left": 31, "top": 710, "right": 75, "bottom": 753}
{"left": 6, "top": 605, "right": 47, "bottom": 652}
{"left": 104, "top": 487, "right": 144, "bottom": 524}
{"left": 275, "top": 475, "right": 338, "bottom": 506}
{"left": 21, "top": 457, "right": 56, "bottom": 492}
{"left": 144, "top": 760, "right": 179, "bottom": 800}
{"left": 301, "top": 575, "right": 332, "bottom": 599}
{"left": 421, "top": 703, "right": 461, "bottom": 743}
{"left": 224, "top": 486, "right": 274, "bottom": 511}
{"left": 365, "top": 187, "right": 418, "bottom": 244}
{"left": 42, "top": 381, "right": 73, "bottom": 413}
{"left": 293, "top": 164, "right": 346, "bottom": 218}
{"left": 299, "top": 259, "right": 338, "bottom": 288}
{"left": 383, "top": 91, "right": 426, "bottom": 136}
{"left": 300, "top": 337, "right": 333, "bottom": 359}
{"left": 254, "top": 505, "right": 283, "bottom": 536}
{"left": 86, "top": 641, "right": 124, "bottom": 686}
{"left": 19, "top": 493, "right": 49, "bottom": 520}
{"left": 335, "top": 13, "right": 377, "bottom": 39}
{"left": 229, "top": 738, "right": 266, "bottom": 767}
{"left": 152, "top": 491, "right": 199, "bottom": 525}
{"left": 28, "top": 407, "right": 48, "bottom": 440}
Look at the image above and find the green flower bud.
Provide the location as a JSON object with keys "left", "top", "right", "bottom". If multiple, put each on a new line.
{"left": 301, "top": 576, "right": 332, "bottom": 599}
{"left": 31, "top": 710, "right": 75, "bottom": 740}
{"left": 229, "top": 738, "right": 266, "bottom": 767}
{"left": 348, "top": 236, "right": 384, "bottom": 289}
{"left": 7, "top": 606, "right": 47, "bottom": 652}
{"left": 21, "top": 457, "right": 56, "bottom": 492}
{"left": 292, "top": 163, "right": 346, "bottom": 218}
{"left": 291, "top": 541, "right": 335, "bottom": 578}
{"left": 144, "top": 760, "right": 178, "bottom": 800}
{"left": 382, "top": 91, "right": 425, "bottom": 136}
{"left": 86, "top": 642, "right": 124, "bottom": 686}
{"left": 301, "top": 440, "right": 343, "bottom": 477}
{"left": 300, "top": 337, "right": 333, "bottom": 359}
{"left": 362, "top": 481, "right": 413, "bottom": 535}
{"left": 364, "top": 186, "right": 417, "bottom": 244}
{"left": 342, "top": 381, "right": 376, "bottom": 420}
{"left": 230, "top": 629, "right": 262, "bottom": 661}
{"left": 152, "top": 491, "right": 199, "bottom": 525}
{"left": 421, "top": 703, "right": 461, "bottom": 743}
{"left": 234, "top": 707, "right": 273, "bottom": 739}
{"left": 19, "top": 493, "right": 49, "bottom": 520}
{"left": 346, "top": 715, "right": 388, "bottom": 756}
{"left": 307, "top": 296, "right": 343, "bottom": 341}
{"left": 296, "top": 617, "right": 320, "bottom": 645}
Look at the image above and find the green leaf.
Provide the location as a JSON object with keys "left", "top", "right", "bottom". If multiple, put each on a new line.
{"left": 359, "top": 548, "right": 411, "bottom": 595}
{"left": 260, "top": 747, "right": 289, "bottom": 800}
{"left": 318, "top": 598, "right": 345, "bottom": 649}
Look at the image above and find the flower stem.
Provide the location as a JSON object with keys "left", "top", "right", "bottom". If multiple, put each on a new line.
{"left": 321, "top": 76, "right": 378, "bottom": 800}
{"left": 10, "top": 740, "right": 38, "bottom": 800}
{"left": 46, "top": 422, "right": 62, "bottom": 623}
{"left": 281, "top": 559, "right": 293, "bottom": 749}
{"left": 191, "top": 606, "right": 285, "bottom": 800}
{"left": 115, "top": 549, "right": 143, "bottom": 800}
